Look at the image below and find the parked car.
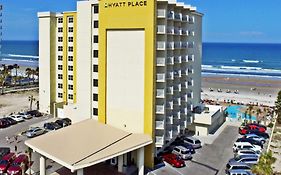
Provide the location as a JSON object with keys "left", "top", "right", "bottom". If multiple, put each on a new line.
{"left": 171, "top": 138, "right": 195, "bottom": 154}
{"left": 233, "top": 142, "right": 261, "bottom": 153}
{"left": 0, "top": 148, "right": 10, "bottom": 160}
{"left": 55, "top": 118, "right": 71, "bottom": 127}
{"left": 239, "top": 125, "right": 265, "bottom": 135}
{"left": 18, "top": 112, "right": 32, "bottom": 119}
{"left": 162, "top": 153, "right": 185, "bottom": 168}
{"left": 44, "top": 122, "right": 62, "bottom": 130}
{"left": 227, "top": 169, "right": 254, "bottom": 175}
{"left": 246, "top": 123, "right": 266, "bottom": 130}
{"left": 7, "top": 154, "right": 29, "bottom": 175}
{"left": 247, "top": 130, "right": 269, "bottom": 139}
{"left": 8, "top": 115, "right": 24, "bottom": 122}
{"left": 225, "top": 161, "right": 252, "bottom": 174}
{"left": 244, "top": 134, "right": 266, "bottom": 144}
{"left": 26, "top": 127, "right": 45, "bottom": 138}
{"left": 0, "top": 119, "right": 10, "bottom": 128}
{"left": 172, "top": 146, "right": 192, "bottom": 160}
{"left": 26, "top": 110, "right": 42, "bottom": 117}
{"left": 2, "top": 117, "right": 17, "bottom": 125}
{"left": 182, "top": 137, "right": 202, "bottom": 149}
{"left": 236, "top": 137, "right": 263, "bottom": 148}
{"left": 0, "top": 152, "right": 16, "bottom": 174}
{"left": 229, "top": 155, "right": 259, "bottom": 166}
{"left": 234, "top": 149, "right": 260, "bottom": 158}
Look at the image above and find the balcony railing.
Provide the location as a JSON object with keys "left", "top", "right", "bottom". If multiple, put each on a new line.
{"left": 166, "top": 115, "right": 173, "bottom": 125}
{"left": 174, "top": 111, "right": 181, "bottom": 119}
{"left": 188, "top": 68, "right": 194, "bottom": 74}
{"left": 182, "top": 55, "right": 188, "bottom": 62}
{"left": 155, "top": 136, "right": 164, "bottom": 145}
{"left": 156, "top": 120, "right": 165, "bottom": 129}
{"left": 156, "top": 57, "right": 166, "bottom": 66}
{"left": 174, "top": 97, "right": 181, "bottom": 106}
{"left": 167, "top": 56, "right": 174, "bottom": 65}
{"left": 166, "top": 86, "right": 173, "bottom": 95}
{"left": 181, "top": 42, "right": 188, "bottom": 49}
{"left": 166, "top": 101, "right": 173, "bottom": 110}
{"left": 156, "top": 89, "right": 165, "bottom": 98}
{"left": 167, "top": 71, "right": 174, "bottom": 80}
{"left": 167, "top": 26, "right": 174, "bottom": 35}
{"left": 188, "top": 42, "right": 194, "bottom": 48}
{"left": 188, "top": 55, "right": 194, "bottom": 62}
{"left": 167, "top": 42, "right": 174, "bottom": 50}
{"left": 174, "top": 84, "right": 181, "bottom": 91}
{"left": 156, "top": 105, "right": 165, "bottom": 114}
{"left": 174, "top": 28, "right": 181, "bottom": 35}
{"left": 181, "top": 94, "right": 188, "bottom": 102}
{"left": 156, "top": 73, "right": 165, "bottom": 82}
{"left": 157, "top": 9, "right": 166, "bottom": 18}
{"left": 187, "top": 92, "right": 193, "bottom": 99}
{"left": 174, "top": 56, "right": 181, "bottom": 63}
{"left": 157, "top": 41, "right": 166, "bottom": 50}
{"left": 182, "top": 29, "right": 188, "bottom": 35}
{"left": 174, "top": 13, "right": 182, "bottom": 21}
{"left": 181, "top": 108, "right": 188, "bottom": 115}
{"left": 188, "top": 80, "right": 193, "bottom": 86}
{"left": 157, "top": 25, "right": 166, "bottom": 34}
{"left": 167, "top": 11, "right": 174, "bottom": 20}
{"left": 182, "top": 69, "right": 188, "bottom": 76}
{"left": 189, "top": 31, "right": 195, "bottom": 36}
{"left": 189, "top": 16, "right": 195, "bottom": 24}
{"left": 182, "top": 81, "right": 188, "bottom": 88}
{"left": 174, "top": 42, "right": 181, "bottom": 49}
{"left": 182, "top": 14, "right": 188, "bottom": 21}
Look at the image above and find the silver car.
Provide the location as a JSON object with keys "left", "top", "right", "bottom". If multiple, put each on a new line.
{"left": 234, "top": 149, "right": 260, "bottom": 157}
{"left": 229, "top": 155, "right": 259, "bottom": 166}
{"left": 26, "top": 127, "right": 45, "bottom": 138}
{"left": 244, "top": 134, "right": 266, "bottom": 144}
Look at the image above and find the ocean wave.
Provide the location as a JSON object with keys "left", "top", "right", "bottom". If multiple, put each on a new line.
{"left": 2, "top": 54, "right": 39, "bottom": 59}
{"left": 202, "top": 72, "right": 281, "bottom": 80}
{"left": 242, "top": 59, "right": 261, "bottom": 63}
{"left": 1, "top": 58, "right": 38, "bottom": 63}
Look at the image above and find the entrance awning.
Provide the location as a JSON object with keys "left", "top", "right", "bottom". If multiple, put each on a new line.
{"left": 25, "top": 119, "right": 152, "bottom": 172}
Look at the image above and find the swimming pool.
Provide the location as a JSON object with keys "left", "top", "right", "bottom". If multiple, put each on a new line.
{"left": 225, "top": 105, "right": 257, "bottom": 121}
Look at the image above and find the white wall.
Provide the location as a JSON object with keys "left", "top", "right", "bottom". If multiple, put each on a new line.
{"left": 106, "top": 30, "right": 145, "bottom": 134}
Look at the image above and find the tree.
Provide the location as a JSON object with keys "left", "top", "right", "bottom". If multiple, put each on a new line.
{"left": 12, "top": 64, "right": 19, "bottom": 85}
{"left": 0, "top": 64, "right": 11, "bottom": 94}
{"left": 256, "top": 108, "right": 262, "bottom": 123}
{"left": 275, "top": 90, "right": 281, "bottom": 124}
{"left": 25, "top": 68, "right": 32, "bottom": 84}
{"left": 252, "top": 151, "right": 276, "bottom": 175}
{"left": 28, "top": 95, "right": 36, "bottom": 111}
{"left": 248, "top": 105, "right": 254, "bottom": 122}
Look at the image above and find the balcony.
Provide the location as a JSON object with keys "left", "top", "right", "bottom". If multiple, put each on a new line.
{"left": 182, "top": 81, "right": 188, "bottom": 89}
{"left": 173, "top": 97, "right": 181, "bottom": 106}
{"left": 155, "top": 136, "right": 164, "bottom": 146}
{"left": 187, "top": 92, "right": 193, "bottom": 99}
{"left": 156, "top": 104, "right": 165, "bottom": 114}
{"left": 188, "top": 54, "right": 194, "bottom": 62}
{"left": 188, "top": 42, "right": 194, "bottom": 48}
{"left": 166, "top": 71, "right": 174, "bottom": 80}
{"left": 188, "top": 68, "right": 194, "bottom": 74}
{"left": 167, "top": 11, "right": 174, "bottom": 20}
{"left": 157, "top": 9, "right": 166, "bottom": 18}
{"left": 167, "top": 26, "right": 174, "bottom": 35}
{"left": 156, "top": 120, "right": 165, "bottom": 130}
{"left": 182, "top": 69, "right": 188, "bottom": 76}
{"left": 189, "top": 31, "right": 195, "bottom": 36}
{"left": 167, "top": 56, "right": 174, "bottom": 65}
{"left": 166, "top": 101, "right": 173, "bottom": 110}
{"left": 166, "top": 115, "right": 173, "bottom": 125}
{"left": 156, "top": 73, "right": 165, "bottom": 82}
{"left": 174, "top": 56, "right": 181, "bottom": 64}
{"left": 182, "top": 29, "right": 188, "bottom": 35}
{"left": 188, "top": 80, "right": 193, "bottom": 86}
{"left": 166, "top": 130, "right": 178, "bottom": 140}
{"left": 166, "top": 86, "right": 173, "bottom": 95}
{"left": 156, "top": 89, "right": 165, "bottom": 98}
{"left": 174, "top": 28, "right": 181, "bottom": 35}
{"left": 181, "top": 94, "right": 188, "bottom": 102}
{"left": 189, "top": 16, "right": 195, "bottom": 24}
{"left": 174, "top": 84, "right": 181, "bottom": 91}
{"left": 181, "top": 42, "right": 188, "bottom": 49}
{"left": 181, "top": 107, "right": 188, "bottom": 115}
{"left": 157, "top": 25, "right": 166, "bottom": 34}
{"left": 156, "top": 57, "right": 166, "bottom": 66}
{"left": 157, "top": 41, "right": 166, "bottom": 50}
{"left": 167, "top": 42, "right": 174, "bottom": 50}
{"left": 173, "top": 111, "right": 181, "bottom": 119}
{"left": 182, "top": 14, "right": 188, "bottom": 21}
{"left": 174, "top": 42, "right": 181, "bottom": 49}
{"left": 174, "top": 70, "right": 181, "bottom": 78}
{"left": 181, "top": 55, "right": 188, "bottom": 62}
{"left": 174, "top": 13, "right": 182, "bottom": 21}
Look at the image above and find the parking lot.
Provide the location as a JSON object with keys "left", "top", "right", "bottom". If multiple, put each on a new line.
{"left": 151, "top": 125, "right": 240, "bottom": 175}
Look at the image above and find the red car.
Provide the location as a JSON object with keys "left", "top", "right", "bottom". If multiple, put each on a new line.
{"left": 7, "top": 154, "right": 29, "bottom": 175}
{"left": 0, "top": 152, "right": 16, "bottom": 174}
{"left": 247, "top": 124, "right": 266, "bottom": 131}
{"left": 239, "top": 125, "right": 266, "bottom": 135}
{"left": 162, "top": 153, "right": 185, "bottom": 168}
{"left": 0, "top": 119, "right": 9, "bottom": 128}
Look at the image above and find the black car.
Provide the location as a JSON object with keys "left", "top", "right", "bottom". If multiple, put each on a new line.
{"left": 2, "top": 117, "right": 17, "bottom": 125}
{"left": 44, "top": 122, "right": 62, "bottom": 130}
{"left": 236, "top": 138, "right": 263, "bottom": 148}
{"left": 55, "top": 118, "right": 71, "bottom": 127}
{"left": 27, "top": 110, "right": 42, "bottom": 117}
{"left": 61, "top": 118, "right": 71, "bottom": 125}
{"left": 248, "top": 130, "right": 269, "bottom": 139}
{"left": 0, "top": 147, "right": 10, "bottom": 159}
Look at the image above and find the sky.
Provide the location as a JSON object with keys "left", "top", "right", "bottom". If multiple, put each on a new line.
{"left": 1, "top": 0, "right": 281, "bottom": 43}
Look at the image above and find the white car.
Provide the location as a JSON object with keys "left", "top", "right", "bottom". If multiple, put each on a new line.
{"left": 234, "top": 149, "right": 260, "bottom": 157}
{"left": 18, "top": 112, "right": 32, "bottom": 119}
{"left": 172, "top": 146, "right": 192, "bottom": 160}
{"left": 233, "top": 142, "right": 261, "bottom": 154}
{"left": 8, "top": 115, "right": 25, "bottom": 122}
{"left": 26, "top": 127, "right": 45, "bottom": 138}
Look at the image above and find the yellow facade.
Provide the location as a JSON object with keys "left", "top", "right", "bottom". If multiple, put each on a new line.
{"left": 98, "top": 0, "right": 156, "bottom": 167}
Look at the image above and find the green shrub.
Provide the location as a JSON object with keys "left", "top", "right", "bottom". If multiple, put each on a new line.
{"left": 268, "top": 122, "right": 274, "bottom": 128}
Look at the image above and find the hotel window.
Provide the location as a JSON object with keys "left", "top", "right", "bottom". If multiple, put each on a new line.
{"left": 93, "top": 50, "right": 98, "bottom": 58}
{"left": 93, "top": 108, "right": 98, "bottom": 115}
{"left": 58, "top": 74, "right": 63, "bottom": 79}
{"left": 68, "top": 17, "right": 73, "bottom": 23}
{"left": 58, "top": 27, "right": 63, "bottom": 33}
{"left": 93, "top": 20, "right": 98, "bottom": 28}
{"left": 93, "top": 65, "right": 98, "bottom": 72}
{"left": 68, "top": 94, "right": 73, "bottom": 100}
{"left": 58, "top": 93, "right": 63, "bottom": 98}
{"left": 68, "top": 75, "right": 73, "bottom": 81}
{"left": 93, "top": 35, "right": 98, "bottom": 43}
{"left": 68, "top": 37, "right": 73, "bottom": 42}
{"left": 68, "top": 84, "right": 73, "bottom": 90}
{"left": 93, "top": 5, "right": 99, "bottom": 14}
{"left": 93, "top": 79, "right": 98, "bottom": 87}
{"left": 58, "top": 55, "right": 63, "bottom": 61}
{"left": 58, "top": 46, "right": 63, "bottom": 52}
{"left": 93, "top": 94, "right": 98, "bottom": 101}
{"left": 68, "top": 65, "right": 73, "bottom": 71}
{"left": 68, "top": 27, "right": 73, "bottom": 33}
{"left": 58, "top": 37, "right": 63, "bottom": 42}
{"left": 58, "top": 83, "right": 63, "bottom": 89}
{"left": 68, "top": 56, "right": 73, "bottom": 61}
{"left": 68, "top": 46, "right": 73, "bottom": 52}
{"left": 58, "top": 18, "right": 63, "bottom": 23}
{"left": 58, "top": 65, "right": 63, "bottom": 70}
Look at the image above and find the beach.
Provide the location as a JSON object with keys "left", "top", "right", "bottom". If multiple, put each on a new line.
{"left": 201, "top": 75, "right": 281, "bottom": 107}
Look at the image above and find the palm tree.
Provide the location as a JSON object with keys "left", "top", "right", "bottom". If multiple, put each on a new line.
{"left": 13, "top": 64, "right": 19, "bottom": 85}
{"left": 256, "top": 108, "right": 262, "bottom": 123}
{"left": 252, "top": 151, "right": 276, "bottom": 175}
{"left": 248, "top": 105, "right": 254, "bottom": 122}
{"left": 0, "top": 64, "right": 11, "bottom": 94}
{"left": 28, "top": 95, "right": 36, "bottom": 111}
{"left": 25, "top": 68, "right": 32, "bottom": 84}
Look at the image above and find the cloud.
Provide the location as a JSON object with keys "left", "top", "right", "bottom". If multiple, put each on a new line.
{"left": 239, "top": 31, "right": 264, "bottom": 36}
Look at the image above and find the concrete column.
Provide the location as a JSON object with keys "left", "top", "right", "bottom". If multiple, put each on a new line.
{"left": 118, "top": 155, "right": 124, "bottom": 173}
{"left": 137, "top": 147, "right": 144, "bottom": 175}
{"left": 39, "top": 156, "right": 46, "bottom": 175}
{"left": 124, "top": 153, "right": 128, "bottom": 166}
{"left": 77, "top": 169, "right": 84, "bottom": 175}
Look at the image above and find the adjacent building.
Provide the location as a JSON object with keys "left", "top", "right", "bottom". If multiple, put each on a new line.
{"left": 34, "top": 0, "right": 203, "bottom": 173}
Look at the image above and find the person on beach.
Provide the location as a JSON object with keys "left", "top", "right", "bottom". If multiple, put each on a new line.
{"left": 5, "top": 136, "right": 9, "bottom": 143}
{"left": 14, "top": 145, "right": 17, "bottom": 153}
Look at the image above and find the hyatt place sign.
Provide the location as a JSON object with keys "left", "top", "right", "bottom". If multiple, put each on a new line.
{"left": 105, "top": 1, "right": 147, "bottom": 8}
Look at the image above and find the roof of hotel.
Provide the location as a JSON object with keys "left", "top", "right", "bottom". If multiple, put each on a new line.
{"left": 25, "top": 119, "right": 152, "bottom": 172}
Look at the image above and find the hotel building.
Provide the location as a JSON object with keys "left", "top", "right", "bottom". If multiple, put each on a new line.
{"left": 30, "top": 0, "right": 203, "bottom": 174}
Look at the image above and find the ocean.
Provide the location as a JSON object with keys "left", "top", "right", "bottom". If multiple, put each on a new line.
{"left": 1, "top": 41, "right": 281, "bottom": 79}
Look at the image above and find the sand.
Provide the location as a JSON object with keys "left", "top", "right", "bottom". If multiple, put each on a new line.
{"left": 0, "top": 90, "right": 39, "bottom": 117}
